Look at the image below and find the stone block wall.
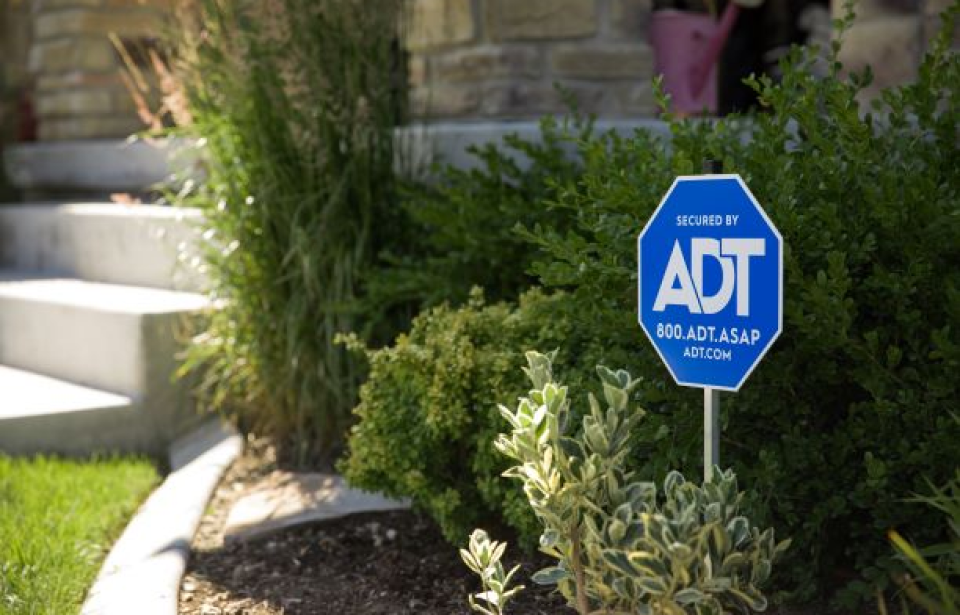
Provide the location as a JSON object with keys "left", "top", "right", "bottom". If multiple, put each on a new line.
{"left": 405, "top": 0, "right": 656, "bottom": 121}
{"left": 6, "top": 0, "right": 957, "bottom": 141}
{"left": 29, "top": 0, "right": 169, "bottom": 141}
{"left": 837, "top": 0, "right": 957, "bottom": 105}
{"left": 2, "top": 2, "right": 32, "bottom": 91}
{"left": 1, "top": 1, "right": 33, "bottom": 135}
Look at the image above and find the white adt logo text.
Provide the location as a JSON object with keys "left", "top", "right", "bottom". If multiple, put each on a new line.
{"left": 653, "top": 238, "right": 765, "bottom": 316}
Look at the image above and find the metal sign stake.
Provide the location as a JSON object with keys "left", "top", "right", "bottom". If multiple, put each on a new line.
{"left": 704, "top": 387, "right": 720, "bottom": 481}
{"left": 702, "top": 160, "right": 721, "bottom": 483}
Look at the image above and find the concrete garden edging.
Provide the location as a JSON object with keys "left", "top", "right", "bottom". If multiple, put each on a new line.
{"left": 80, "top": 420, "right": 242, "bottom": 615}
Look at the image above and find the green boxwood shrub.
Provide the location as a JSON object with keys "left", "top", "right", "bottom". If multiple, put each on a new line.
{"left": 341, "top": 289, "right": 580, "bottom": 545}
{"left": 344, "top": 13, "right": 959, "bottom": 609}
{"left": 521, "top": 18, "right": 960, "bottom": 607}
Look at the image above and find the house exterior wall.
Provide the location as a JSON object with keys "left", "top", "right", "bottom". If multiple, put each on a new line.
{"left": 1, "top": 0, "right": 33, "bottom": 136}
{"left": 836, "top": 0, "right": 957, "bottom": 104}
{"left": 25, "top": 0, "right": 170, "bottom": 141}
{"left": 405, "top": 0, "right": 657, "bottom": 120}
{"left": 0, "top": 0, "right": 955, "bottom": 143}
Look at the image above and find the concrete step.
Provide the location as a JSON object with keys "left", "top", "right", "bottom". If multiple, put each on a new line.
{"left": 0, "top": 365, "right": 147, "bottom": 455}
{"left": 0, "top": 203, "right": 206, "bottom": 292}
{"left": 0, "top": 272, "right": 209, "bottom": 397}
{"left": 2, "top": 138, "right": 193, "bottom": 198}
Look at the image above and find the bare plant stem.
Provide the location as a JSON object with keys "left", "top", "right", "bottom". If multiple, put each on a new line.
{"left": 569, "top": 523, "right": 590, "bottom": 615}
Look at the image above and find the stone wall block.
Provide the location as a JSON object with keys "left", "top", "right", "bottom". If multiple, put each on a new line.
{"left": 550, "top": 43, "right": 653, "bottom": 79}
{"left": 35, "top": 8, "right": 160, "bottom": 40}
{"left": 411, "top": 83, "right": 482, "bottom": 117}
{"left": 839, "top": 15, "right": 921, "bottom": 98}
{"left": 112, "top": 85, "right": 159, "bottom": 114}
{"left": 38, "top": 72, "right": 125, "bottom": 92}
{"left": 432, "top": 45, "right": 541, "bottom": 82}
{"left": 408, "top": 54, "right": 428, "bottom": 87}
{"left": 610, "top": 82, "right": 656, "bottom": 115}
{"left": 38, "top": 115, "right": 143, "bottom": 140}
{"left": 105, "top": 0, "right": 176, "bottom": 7}
{"left": 482, "top": 81, "right": 614, "bottom": 118}
{"left": 37, "top": 88, "right": 115, "bottom": 116}
{"left": 478, "top": 81, "right": 564, "bottom": 117}
{"left": 406, "top": 0, "right": 476, "bottom": 51}
{"left": 609, "top": 0, "right": 652, "bottom": 40}
{"left": 846, "top": 0, "right": 921, "bottom": 20}
{"left": 29, "top": 38, "right": 115, "bottom": 73}
{"left": 485, "top": 0, "right": 598, "bottom": 40}
{"left": 36, "top": 0, "right": 103, "bottom": 8}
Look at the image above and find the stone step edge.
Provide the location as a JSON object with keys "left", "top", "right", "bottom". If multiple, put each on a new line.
{"left": 0, "top": 364, "right": 130, "bottom": 419}
{"left": 0, "top": 203, "right": 207, "bottom": 294}
{"left": 0, "top": 274, "right": 209, "bottom": 316}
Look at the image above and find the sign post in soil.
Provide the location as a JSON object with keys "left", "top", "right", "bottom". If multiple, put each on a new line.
{"left": 638, "top": 174, "right": 782, "bottom": 480}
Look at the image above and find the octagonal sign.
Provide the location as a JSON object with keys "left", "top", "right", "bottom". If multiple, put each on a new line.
{"left": 638, "top": 175, "right": 782, "bottom": 391}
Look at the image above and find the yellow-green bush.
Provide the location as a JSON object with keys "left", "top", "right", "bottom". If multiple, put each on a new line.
{"left": 341, "top": 289, "right": 580, "bottom": 544}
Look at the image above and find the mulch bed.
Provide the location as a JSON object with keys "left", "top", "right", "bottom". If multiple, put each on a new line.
{"left": 179, "top": 438, "right": 567, "bottom": 615}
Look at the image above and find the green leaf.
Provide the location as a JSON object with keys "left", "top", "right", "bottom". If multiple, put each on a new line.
{"left": 728, "top": 586, "right": 768, "bottom": 610}
{"left": 636, "top": 575, "right": 668, "bottom": 596}
{"left": 726, "top": 517, "right": 750, "bottom": 549}
{"left": 664, "top": 471, "right": 685, "bottom": 497}
{"left": 531, "top": 566, "right": 570, "bottom": 585}
{"left": 603, "top": 550, "right": 637, "bottom": 577}
{"left": 674, "top": 587, "right": 708, "bottom": 605}
{"left": 602, "top": 382, "right": 629, "bottom": 411}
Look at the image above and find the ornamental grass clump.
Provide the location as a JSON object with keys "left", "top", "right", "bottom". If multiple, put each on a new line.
{"left": 466, "top": 351, "right": 789, "bottom": 614}
{"left": 174, "top": 0, "right": 403, "bottom": 460}
{"left": 884, "top": 471, "right": 960, "bottom": 615}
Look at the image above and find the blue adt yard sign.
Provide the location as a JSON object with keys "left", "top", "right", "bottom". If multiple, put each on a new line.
{"left": 638, "top": 175, "right": 782, "bottom": 392}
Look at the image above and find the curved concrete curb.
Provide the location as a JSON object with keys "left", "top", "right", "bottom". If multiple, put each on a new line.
{"left": 81, "top": 420, "right": 243, "bottom": 615}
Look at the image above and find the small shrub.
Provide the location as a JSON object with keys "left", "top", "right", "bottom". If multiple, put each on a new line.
{"left": 486, "top": 350, "right": 788, "bottom": 614}
{"left": 460, "top": 529, "right": 525, "bottom": 615}
{"left": 341, "top": 289, "right": 576, "bottom": 544}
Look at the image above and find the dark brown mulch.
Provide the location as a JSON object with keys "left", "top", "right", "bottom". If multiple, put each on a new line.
{"left": 179, "top": 438, "right": 567, "bottom": 615}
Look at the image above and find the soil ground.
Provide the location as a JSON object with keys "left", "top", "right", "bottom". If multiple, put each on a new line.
{"left": 179, "top": 438, "right": 567, "bottom": 615}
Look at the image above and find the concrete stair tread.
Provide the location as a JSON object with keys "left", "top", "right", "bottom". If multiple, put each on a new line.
{"left": 0, "top": 364, "right": 130, "bottom": 419}
{"left": 0, "top": 201, "right": 206, "bottom": 456}
{"left": 4, "top": 201, "right": 201, "bottom": 221}
{"left": 0, "top": 270, "right": 209, "bottom": 396}
{"left": 1, "top": 202, "right": 203, "bottom": 220}
{"left": 0, "top": 271, "right": 209, "bottom": 314}
{"left": 0, "top": 202, "right": 206, "bottom": 292}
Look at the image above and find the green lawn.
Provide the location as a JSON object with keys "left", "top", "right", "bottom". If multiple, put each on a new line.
{"left": 0, "top": 455, "right": 159, "bottom": 615}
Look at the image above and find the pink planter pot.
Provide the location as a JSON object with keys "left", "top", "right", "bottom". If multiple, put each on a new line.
{"left": 649, "top": 4, "right": 740, "bottom": 116}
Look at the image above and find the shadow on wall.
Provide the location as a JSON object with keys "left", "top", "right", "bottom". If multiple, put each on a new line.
{"left": 0, "top": 61, "right": 34, "bottom": 203}
{"left": 0, "top": 136, "right": 22, "bottom": 204}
